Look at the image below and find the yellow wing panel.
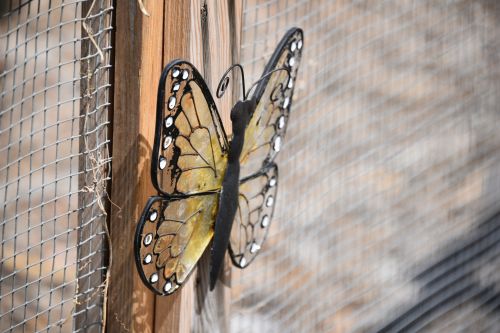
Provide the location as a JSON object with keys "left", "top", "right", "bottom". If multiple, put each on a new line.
{"left": 135, "top": 194, "right": 218, "bottom": 295}
{"left": 229, "top": 165, "right": 278, "bottom": 268}
{"left": 154, "top": 61, "right": 228, "bottom": 195}
{"left": 240, "top": 29, "right": 303, "bottom": 179}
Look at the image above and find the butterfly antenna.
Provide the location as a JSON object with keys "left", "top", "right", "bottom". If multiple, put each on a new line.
{"left": 245, "top": 67, "right": 290, "bottom": 98}
{"left": 216, "top": 64, "right": 246, "bottom": 100}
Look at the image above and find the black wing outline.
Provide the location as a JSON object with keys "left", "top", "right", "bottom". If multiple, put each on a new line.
{"left": 229, "top": 163, "right": 278, "bottom": 268}
{"left": 253, "top": 28, "right": 304, "bottom": 104}
{"left": 136, "top": 60, "right": 229, "bottom": 295}
{"left": 239, "top": 27, "right": 303, "bottom": 180}
{"left": 229, "top": 27, "right": 303, "bottom": 265}
{"left": 134, "top": 193, "right": 219, "bottom": 295}
{"left": 151, "top": 60, "right": 229, "bottom": 197}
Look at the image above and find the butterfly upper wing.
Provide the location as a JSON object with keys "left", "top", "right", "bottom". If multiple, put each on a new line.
{"left": 229, "top": 164, "right": 278, "bottom": 268}
{"left": 152, "top": 60, "right": 229, "bottom": 196}
{"left": 135, "top": 194, "right": 218, "bottom": 295}
{"left": 136, "top": 60, "right": 228, "bottom": 294}
{"left": 239, "top": 28, "right": 303, "bottom": 180}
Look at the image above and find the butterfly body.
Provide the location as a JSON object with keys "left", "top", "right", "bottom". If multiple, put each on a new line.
{"left": 210, "top": 98, "right": 256, "bottom": 289}
{"left": 134, "top": 28, "right": 303, "bottom": 295}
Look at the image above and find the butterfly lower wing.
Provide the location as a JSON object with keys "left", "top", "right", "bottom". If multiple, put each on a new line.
{"left": 152, "top": 60, "right": 229, "bottom": 196}
{"left": 229, "top": 164, "right": 278, "bottom": 268}
{"left": 239, "top": 28, "right": 303, "bottom": 179}
{"left": 135, "top": 194, "right": 219, "bottom": 295}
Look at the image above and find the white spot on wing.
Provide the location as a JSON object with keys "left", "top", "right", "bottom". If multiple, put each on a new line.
{"left": 261, "top": 215, "right": 270, "bottom": 228}
{"left": 168, "top": 96, "right": 176, "bottom": 110}
{"left": 165, "top": 116, "right": 174, "bottom": 128}
{"left": 163, "top": 136, "right": 173, "bottom": 149}
{"left": 278, "top": 115, "right": 285, "bottom": 129}
{"left": 283, "top": 97, "right": 290, "bottom": 109}
{"left": 273, "top": 136, "right": 282, "bottom": 152}
{"left": 159, "top": 157, "right": 167, "bottom": 169}
{"left": 240, "top": 257, "right": 247, "bottom": 267}
{"left": 269, "top": 177, "right": 277, "bottom": 187}
{"left": 144, "top": 233, "right": 153, "bottom": 246}
{"left": 250, "top": 243, "right": 261, "bottom": 254}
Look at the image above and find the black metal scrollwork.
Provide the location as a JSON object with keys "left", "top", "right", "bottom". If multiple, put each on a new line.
{"left": 216, "top": 65, "right": 290, "bottom": 102}
{"left": 216, "top": 64, "right": 246, "bottom": 99}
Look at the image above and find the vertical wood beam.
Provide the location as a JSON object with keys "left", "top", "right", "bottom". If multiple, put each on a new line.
{"left": 76, "top": 1, "right": 112, "bottom": 330}
{"left": 154, "top": 2, "right": 195, "bottom": 332}
{"left": 109, "top": 1, "right": 164, "bottom": 332}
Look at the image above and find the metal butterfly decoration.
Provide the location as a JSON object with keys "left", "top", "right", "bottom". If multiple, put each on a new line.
{"left": 134, "top": 28, "right": 303, "bottom": 295}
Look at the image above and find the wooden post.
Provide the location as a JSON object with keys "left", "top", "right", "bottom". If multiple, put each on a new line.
{"left": 76, "top": 0, "right": 112, "bottom": 330}
{"left": 109, "top": 1, "right": 164, "bottom": 332}
{"left": 154, "top": 2, "right": 196, "bottom": 332}
{"left": 109, "top": 1, "right": 243, "bottom": 332}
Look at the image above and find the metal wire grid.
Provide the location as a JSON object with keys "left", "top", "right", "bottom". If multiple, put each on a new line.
{"left": 232, "top": 1, "right": 500, "bottom": 332}
{"left": 0, "top": 1, "right": 112, "bottom": 332}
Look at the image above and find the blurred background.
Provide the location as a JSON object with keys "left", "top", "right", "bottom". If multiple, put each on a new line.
{"left": 1, "top": 0, "right": 500, "bottom": 332}
{"left": 234, "top": 1, "right": 500, "bottom": 332}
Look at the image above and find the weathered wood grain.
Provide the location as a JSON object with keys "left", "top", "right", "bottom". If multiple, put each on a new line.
{"left": 108, "top": 1, "right": 165, "bottom": 332}
{"left": 76, "top": 0, "right": 112, "bottom": 331}
{"left": 154, "top": 2, "right": 195, "bottom": 332}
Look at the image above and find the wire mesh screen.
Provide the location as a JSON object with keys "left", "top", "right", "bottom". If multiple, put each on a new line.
{"left": 232, "top": 1, "right": 500, "bottom": 332}
{"left": 0, "top": 1, "right": 112, "bottom": 332}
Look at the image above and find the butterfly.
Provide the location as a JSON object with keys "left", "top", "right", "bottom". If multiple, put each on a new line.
{"left": 134, "top": 27, "right": 303, "bottom": 295}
